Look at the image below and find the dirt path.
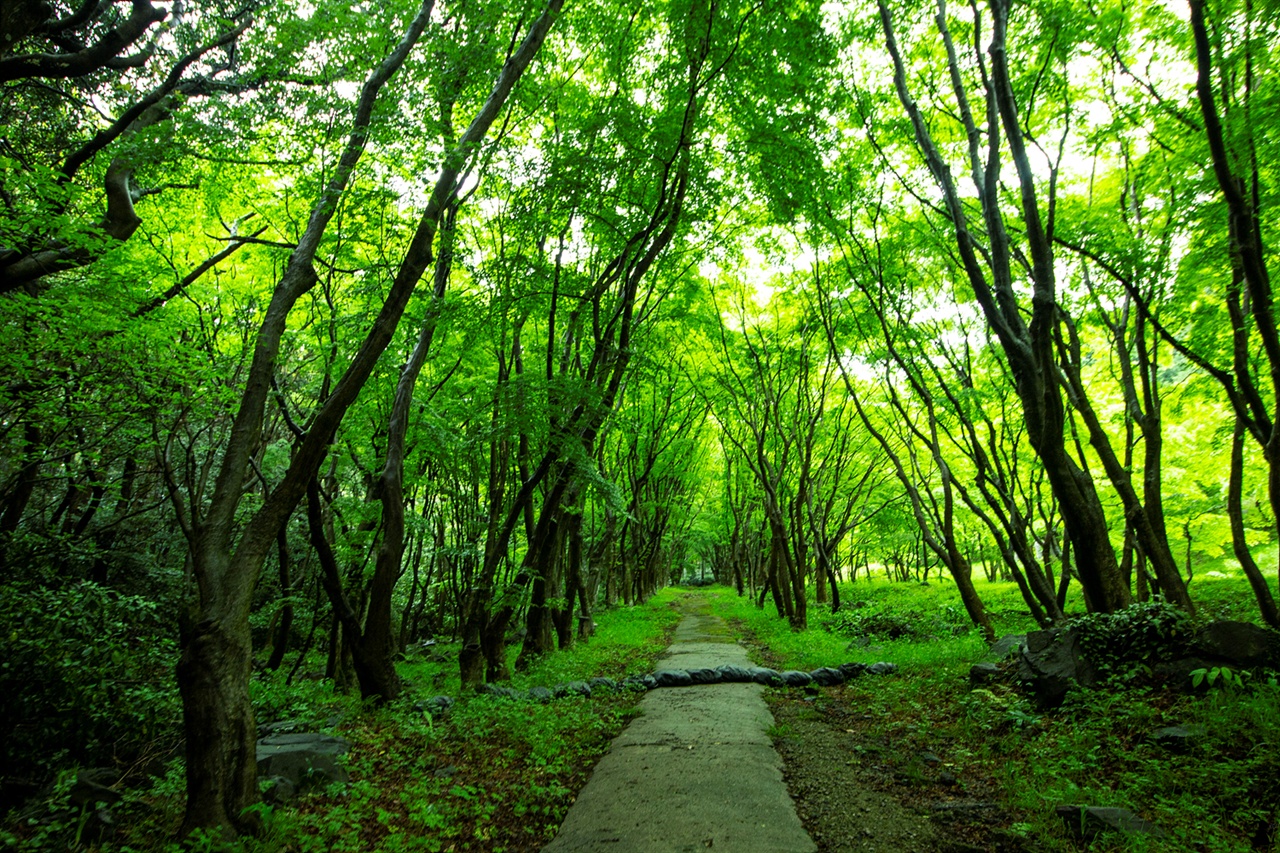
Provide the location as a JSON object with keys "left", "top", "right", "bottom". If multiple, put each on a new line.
{"left": 542, "top": 596, "right": 816, "bottom": 852}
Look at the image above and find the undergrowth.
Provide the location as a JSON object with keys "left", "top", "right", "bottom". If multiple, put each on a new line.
{"left": 728, "top": 572, "right": 1280, "bottom": 853}
{"left": 2, "top": 589, "right": 685, "bottom": 852}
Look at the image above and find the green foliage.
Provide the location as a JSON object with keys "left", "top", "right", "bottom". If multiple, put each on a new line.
{"left": 748, "top": 580, "right": 1280, "bottom": 852}
{"left": 1073, "top": 600, "right": 1195, "bottom": 679}
{"left": 1189, "top": 665, "right": 1251, "bottom": 692}
{"left": 821, "top": 599, "right": 971, "bottom": 641}
{"left": 0, "top": 579, "right": 180, "bottom": 780}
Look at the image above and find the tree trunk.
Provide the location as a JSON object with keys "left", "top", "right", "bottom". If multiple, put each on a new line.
{"left": 1230, "top": 424, "right": 1280, "bottom": 627}
{"left": 170, "top": 2, "right": 562, "bottom": 830}
{"left": 176, "top": 610, "right": 259, "bottom": 837}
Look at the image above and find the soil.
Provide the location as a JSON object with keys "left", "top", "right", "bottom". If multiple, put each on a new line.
{"left": 731, "top": 606, "right": 1043, "bottom": 853}
{"left": 765, "top": 690, "right": 1039, "bottom": 853}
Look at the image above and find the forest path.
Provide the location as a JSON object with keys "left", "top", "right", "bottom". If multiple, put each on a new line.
{"left": 542, "top": 594, "right": 816, "bottom": 852}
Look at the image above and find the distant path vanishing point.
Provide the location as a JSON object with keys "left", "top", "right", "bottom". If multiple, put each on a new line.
{"left": 542, "top": 595, "right": 817, "bottom": 853}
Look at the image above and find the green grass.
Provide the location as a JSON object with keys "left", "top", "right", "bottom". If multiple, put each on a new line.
{"left": 2, "top": 592, "right": 686, "bottom": 853}
{"left": 716, "top": 571, "right": 1280, "bottom": 853}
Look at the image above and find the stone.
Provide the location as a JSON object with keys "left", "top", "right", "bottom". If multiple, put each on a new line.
{"left": 987, "top": 634, "right": 1026, "bottom": 660}
{"left": 565, "top": 680, "right": 592, "bottom": 697}
{"left": 256, "top": 733, "right": 351, "bottom": 791}
{"left": 969, "top": 662, "right": 1002, "bottom": 686}
{"left": 779, "top": 670, "right": 814, "bottom": 687}
{"left": 1017, "top": 627, "right": 1096, "bottom": 708}
{"left": 478, "top": 683, "right": 521, "bottom": 699}
{"left": 70, "top": 769, "right": 121, "bottom": 807}
{"left": 261, "top": 775, "right": 297, "bottom": 804}
{"left": 415, "top": 695, "right": 455, "bottom": 717}
{"left": 1150, "top": 724, "right": 1207, "bottom": 750}
{"left": 1195, "top": 621, "right": 1279, "bottom": 668}
{"left": 714, "top": 664, "right": 755, "bottom": 683}
{"left": 589, "top": 677, "right": 618, "bottom": 693}
{"left": 750, "top": 667, "right": 783, "bottom": 686}
{"left": 687, "top": 667, "right": 720, "bottom": 685}
{"left": 654, "top": 669, "right": 694, "bottom": 688}
{"left": 867, "top": 662, "right": 898, "bottom": 676}
{"left": 258, "top": 719, "right": 303, "bottom": 737}
{"left": 620, "top": 675, "right": 655, "bottom": 692}
{"left": 1056, "top": 805, "right": 1167, "bottom": 840}
{"left": 837, "top": 662, "right": 868, "bottom": 679}
{"left": 809, "top": 667, "right": 846, "bottom": 687}
{"left": 1152, "top": 657, "right": 1211, "bottom": 689}
{"left": 526, "top": 686, "right": 553, "bottom": 703}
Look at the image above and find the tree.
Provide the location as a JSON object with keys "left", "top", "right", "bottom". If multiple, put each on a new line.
{"left": 164, "top": 0, "right": 564, "bottom": 834}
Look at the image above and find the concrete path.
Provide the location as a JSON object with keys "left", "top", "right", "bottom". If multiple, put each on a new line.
{"left": 543, "top": 598, "right": 816, "bottom": 853}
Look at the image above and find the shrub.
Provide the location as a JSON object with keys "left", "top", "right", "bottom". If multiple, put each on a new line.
{"left": 0, "top": 580, "right": 181, "bottom": 787}
{"left": 1073, "top": 599, "right": 1194, "bottom": 678}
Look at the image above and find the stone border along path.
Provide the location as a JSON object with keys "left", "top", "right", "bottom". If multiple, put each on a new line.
{"left": 542, "top": 597, "right": 820, "bottom": 853}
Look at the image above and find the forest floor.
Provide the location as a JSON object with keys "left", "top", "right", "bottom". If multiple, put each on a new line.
{"left": 4, "top": 579, "right": 1276, "bottom": 853}
{"left": 756, "top": 651, "right": 1027, "bottom": 853}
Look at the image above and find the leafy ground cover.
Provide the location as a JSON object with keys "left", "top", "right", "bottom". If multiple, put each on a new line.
{"left": 6, "top": 573, "right": 1277, "bottom": 853}
{"left": 719, "top": 575, "right": 1280, "bottom": 852}
{"left": 2, "top": 590, "right": 685, "bottom": 852}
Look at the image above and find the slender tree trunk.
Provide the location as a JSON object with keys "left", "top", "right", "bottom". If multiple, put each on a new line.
{"left": 173, "top": 3, "right": 562, "bottom": 831}
{"left": 1230, "top": 424, "right": 1280, "bottom": 626}
{"left": 265, "top": 527, "right": 294, "bottom": 671}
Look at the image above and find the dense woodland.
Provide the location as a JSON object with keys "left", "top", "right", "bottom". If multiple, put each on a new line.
{"left": 2, "top": 0, "right": 1279, "bottom": 843}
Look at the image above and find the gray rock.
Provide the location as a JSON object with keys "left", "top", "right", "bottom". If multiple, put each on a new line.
{"left": 1056, "top": 804, "right": 1167, "bottom": 840}
{"left": 261, "top": 775, "right": 296, "bottom": 804}
{"left": 654, "top": 669, "right": 693, "bottom": 688}
{"left": 588, "top": 677, "right": 618, "bottom": 693}
{"left": 1017, "top": 627, "right": 1096, "bottom": 708}
{"left": 1152, "top": 656, "right": 1211, "bottom": 689}
{"left": 749, "top": 667, "right": 783, "bottom": 686}
{"left": 478, "top": 683, "right": 521, "bottom": 699}
{"left": 256, "top": 733, "right": 351, "bottom": 791}
{"left": 969, "top": 662, "right": 1002, "bottom": 686}
{"left": 779, "top": 670, "right": 814, "bottom": 687}
{"left": 565, "top": 680, "right": 592, "bottom": 697}
{"left": 1151, "top": 724, "right": 1207, "bottom": 750}
{"left": 687, "top": 667, "right": 720, "bottom": 685}
{"left": 415, "top": 695, "right": 455, "bottom": 717}
{"left": 1195, "top": 621, "right": 1279, "bottom": 668}
{"left": 526, "top": 686, "right": 553, "bottom": 703}
{"left": 809, "top": 667, "right": 846, "bottom": 687}
{"left": 715, "top": 664, "right": 755, "bottom": 683}
{"left": 837, "top": 662, "right": 868, "bottom": 679}
{"left": 620, "top": 675, "right": 654, "bottom": 692}
{"left": 258, "top": 719, "right": 303, "bottom": 737}
{"left": 70, "top": 769, "right": 121, "bottom": 807}
{"left": 867, "top": 661, "right": 898, "bottom": 676}
{"left": 987, "top": 634, "right": 1026, "bottom": 660}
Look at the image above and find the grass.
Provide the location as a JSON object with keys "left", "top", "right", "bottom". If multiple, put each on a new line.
{"left": 2, "top": 590, "right": 686, "bottom": 853}
{"left": 6, "top": 567, "right": 1276, "bottom": 852}
{"left": 724, "top": 568, "right": 1280, "bottom": 853}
